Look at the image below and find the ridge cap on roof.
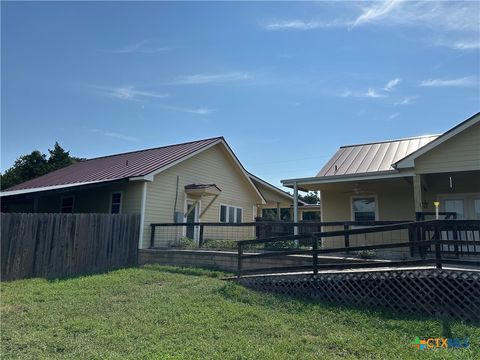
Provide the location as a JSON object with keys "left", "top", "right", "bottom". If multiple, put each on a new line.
{"left": 77, "top": 136, "right": 224, "bottom": 163}
{"left": 339, "top": 134, "right": 439, "bottom": 149}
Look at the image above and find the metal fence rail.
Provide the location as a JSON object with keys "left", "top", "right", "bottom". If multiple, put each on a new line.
{"left": 149, "top": 220, "right": 410, "bottom": 249}
{"left": 236, "top": 220, "right": 480, "bottom": 278}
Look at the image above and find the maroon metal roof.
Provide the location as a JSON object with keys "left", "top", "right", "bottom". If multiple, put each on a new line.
{"left": 317, "top": 135, "right": 438, "bottom": 177}
{"left": 5, "top": 137, "right": 223, "bottom": 192}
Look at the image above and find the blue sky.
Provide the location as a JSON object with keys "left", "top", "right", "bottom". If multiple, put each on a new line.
{"left": 2, "top": 1, "right": 479, "bottom": 189}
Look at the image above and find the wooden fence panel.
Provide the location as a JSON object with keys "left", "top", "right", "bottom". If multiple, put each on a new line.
{"left": 1, "top": 213, "right": 140, "bottom": 281}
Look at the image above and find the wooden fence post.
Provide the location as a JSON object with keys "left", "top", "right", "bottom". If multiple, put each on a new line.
{"left": 150, "top": 225, "right": 155, "bottom": 248}
{"left": 344, "top": 223, "right": 350, "bottom": 253}
{"left": 237, "top": 242, "right": 243, "bottom": 279}
{"left": 199, "top": 224, "right": 204, "bottom": 248}
{"left": 434, "top": 226, "right": 442, "bottom": 269}
{"left": 312, "top": 234, "right": 318, "bottom": 275}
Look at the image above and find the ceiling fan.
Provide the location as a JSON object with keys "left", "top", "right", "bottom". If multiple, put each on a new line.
{"left": 342, "top": 182, "right": 376, "bottom": 195}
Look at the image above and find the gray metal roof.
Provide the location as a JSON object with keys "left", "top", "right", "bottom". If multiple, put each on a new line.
{"left": 316, "top": 135, "right": 438, "bottom": 177}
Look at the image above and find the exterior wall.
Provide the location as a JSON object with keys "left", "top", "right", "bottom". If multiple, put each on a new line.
{"left": 254, "top": 182, "right": 292, "bottom": 208}
{"left": 142, "top": 144, "right": 262, "bottom": 248}
{"left": 415, "top": 122, "right": 480, "bottom": 174}
{"left": 320, "top": 178, "right": 414, "bottom": 249}
{"left": 34, "top": 182, "right": 143, "bottom": 215}
{"left": 320, "top": 178, "right": 415, "bottom": 223}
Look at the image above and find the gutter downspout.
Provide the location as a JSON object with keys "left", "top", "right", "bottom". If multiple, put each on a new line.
{"left": 138, "top": 182, "right": 148, "bottom": 249}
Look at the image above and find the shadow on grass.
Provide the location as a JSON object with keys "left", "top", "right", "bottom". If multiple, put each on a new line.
{"left": 217, "top": 279, "right": 480, "bottom": 333}
{"left": 142, "top": 264, "right": 232, "bottom": 279}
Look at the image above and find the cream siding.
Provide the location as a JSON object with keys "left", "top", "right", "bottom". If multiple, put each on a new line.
{"left": 415, "top": 123, "right": 480, "bottom": 174}
{"left": 142, "top": 143, "right": 262, "bottom": 248}
{"left": 254, "top": 182, "right": 293, "bottom": 208}
{"left": 320, "top": 178, "right": 414, "bottom": 249}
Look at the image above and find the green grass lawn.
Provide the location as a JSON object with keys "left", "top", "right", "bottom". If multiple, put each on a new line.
{"left": 1, "top": 265, "right": 479, "bottom": 359}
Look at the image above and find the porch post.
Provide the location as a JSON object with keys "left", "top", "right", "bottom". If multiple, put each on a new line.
{"left": 413, "top": 174, "right": 423, "bottom": 216}
{"left": 293, "top": 182, "right": 299, "bottom": 235}
{"left": 138, "top": 182, "right": 148, "bottom": 249}
{"left": 276, "top": 202, "right": 281, "bottom": 220}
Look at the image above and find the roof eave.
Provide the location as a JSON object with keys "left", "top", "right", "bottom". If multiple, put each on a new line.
{"left": 281, "top": 169, "right": 415, "bottom": 188}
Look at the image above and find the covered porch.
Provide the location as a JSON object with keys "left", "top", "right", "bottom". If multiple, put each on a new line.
{"left": 283, "top": 170, "right": 480, "bottom": 225}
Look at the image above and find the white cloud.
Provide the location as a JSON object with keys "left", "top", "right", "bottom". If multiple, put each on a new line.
{"left": 159, "top": 104, "right": 215, "bottom": 115}
{"left": 170, "top": 72, "right": 251, "bottom": 85}
{"left": 340, "top": 88, "right": 386, "bottom": 99}
{"left": 102, "top": 39, "right": 170, "bottom": 54}
{"left": 263, "top": 2, "right": 479, "bottom": 51}
{"left": 104, "top": 132, "right": 140, "bottom": 142}
{"left": 90, "top": 129, "right": 139, "bottom": 142}
{"left": 263, "top": 20, "right": 347, "bottom": 31}
{"left": 97, "top": 86, "right": 169, "bottom": 101}
{"left": 383, "top": 78, "right": 401, "bottom": 91}
{"left": 365, "top": 88, "right": 386, "bottom": 98}
{"left": 440, "top": 39, "right": 480, "bottom": 51}
{"left": 394, "top": 96, "right": 416, "bottom": 106}
{"left": 352, "top": 0, "right": 401, "bottom": 28}
{"left": 418, "top": 77, "right": 477, "bottom": 88}
{"left": 352, "top": 1, "right": 479, "bottom": 32}
{"left": 388, "top": 112, "right": 400, "bottom": 120}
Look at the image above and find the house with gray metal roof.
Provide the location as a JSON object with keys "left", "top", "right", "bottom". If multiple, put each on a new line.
{"left": 282, "top": 112, "right": 480, "bottom": 232}
{"left": 1, "top": 137, "right": 296, "bottom": 248}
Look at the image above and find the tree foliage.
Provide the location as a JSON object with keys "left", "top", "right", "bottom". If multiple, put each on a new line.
{"left": 299, "top": 191, "right": 320, "bottom": 205}
{"left": 1, "top": 142, "right": 82, "bottom": 190}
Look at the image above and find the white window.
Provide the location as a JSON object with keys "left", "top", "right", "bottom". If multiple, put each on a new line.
{"left": 110, "top": 192, "right": 122, "bottom": 214}
{"left": 219, "top": 204, "right": 243, "bottom": 223}
{"left": 61, "top": 196, "right": 74, "bottom": 213}
{"left": 351, "top": 196, "right": 377, "bottom": 222}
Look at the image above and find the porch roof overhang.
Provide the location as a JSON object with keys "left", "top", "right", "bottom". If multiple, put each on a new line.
{"left": 281, "top": 170, "right": 415, "bottom": 191}
{"left": 0, "top": 178, "right": 131, "bottom": 198}
{"left": 184, "top": 184, "right": 222, "bottom": 196}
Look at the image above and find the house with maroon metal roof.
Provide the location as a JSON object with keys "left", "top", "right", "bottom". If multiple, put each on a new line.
{"left": 282, "top": 112, "right": 480, "bottom": 245}
{"left": 1, "top": 137, "right": 296, "bottom": 248}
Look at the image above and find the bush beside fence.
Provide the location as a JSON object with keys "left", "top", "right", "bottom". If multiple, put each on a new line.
{"left": 1, "top": 213, "right": 140, "bottom": 281}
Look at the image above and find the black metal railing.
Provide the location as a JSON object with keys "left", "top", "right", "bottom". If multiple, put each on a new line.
{"left": 236, "top": 220, "right": 480, "bottom": 278}
{"left": 149, "top": 220, "right": 410, "bottom": 249}
{"left": 416, "top": 211, "right": 457, "bottom": 221}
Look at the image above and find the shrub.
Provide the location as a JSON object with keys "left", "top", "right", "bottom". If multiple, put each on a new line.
{"left": 178, "top": 237, "right": 197, "bottom": 249}
{"left": 202, "top": 239, "right": 237, "bottom": 250}
{"left": 264, "top": 240, "right": 297, "bottom": 251}
{"left": 354, "top": 250, "right": 377, "bottom": 259}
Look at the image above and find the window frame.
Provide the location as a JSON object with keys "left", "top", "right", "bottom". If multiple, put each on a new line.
{"left": 60, "top": 196, "right": 75, "bottom": 214}
{"left": 219, "top": 203, "right": 244, "bottom": 223}
{"left": 110, "top": 191, "right": 123, "bottom": 214}
{"left": 350, "top": 195, "right": 378, "bottom": 222}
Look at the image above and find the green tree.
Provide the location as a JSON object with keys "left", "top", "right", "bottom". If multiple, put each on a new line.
{"left": 299, "top": 191, "right": 320, "bottom": 205}
{"left": 1, "top": 143, "right": 82, "bottom": 190}
{"left": 1, "top": 151, "right": 48, "bottom": 190}
{"left": 47, "top": 142, "right": 74, "bottom": 170}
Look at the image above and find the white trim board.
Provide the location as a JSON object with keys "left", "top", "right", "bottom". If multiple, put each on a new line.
{"left": 282, "top": 170, "right": 415, "bottom": 188}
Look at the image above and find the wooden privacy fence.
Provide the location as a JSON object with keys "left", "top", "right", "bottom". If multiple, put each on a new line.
{"left": 1, "top": 213, "right": 140, "bottom": 281}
